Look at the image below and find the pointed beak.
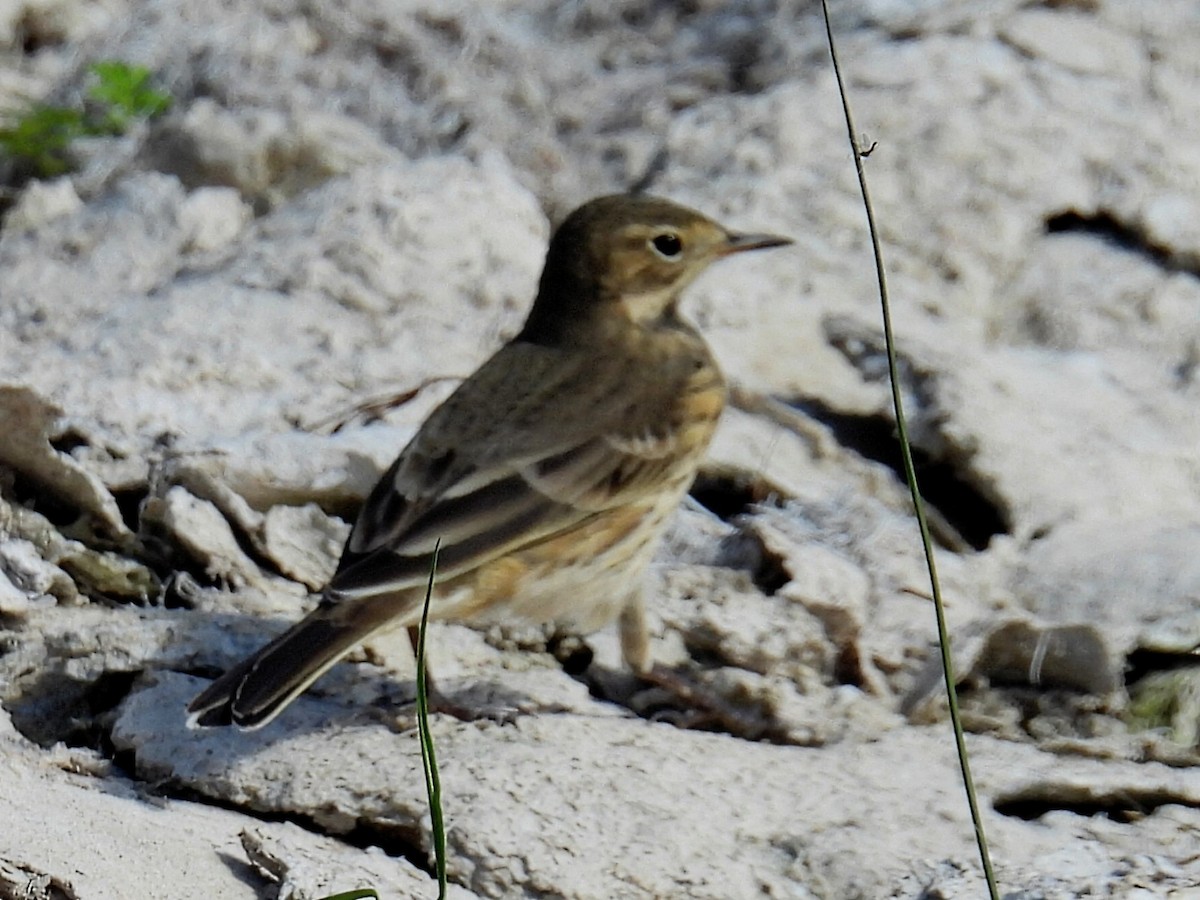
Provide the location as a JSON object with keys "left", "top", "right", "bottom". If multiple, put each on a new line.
{"left": 720, "top": 232, "right": 793, "bottom": 256}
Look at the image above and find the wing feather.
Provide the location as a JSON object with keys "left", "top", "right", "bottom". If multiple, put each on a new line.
{"left": 328, "top": 338, "right": 709, "bottom": 602}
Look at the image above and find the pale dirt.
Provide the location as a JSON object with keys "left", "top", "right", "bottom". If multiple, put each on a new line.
{"left": 2, "top": 1, "right": 1200, "bottom": 898}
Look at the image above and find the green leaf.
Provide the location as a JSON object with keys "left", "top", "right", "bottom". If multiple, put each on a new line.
{"left": 84, "top": 61, "right": 171, "bottom": 135}
{"left": 0, "top": 105, "right": 88, "bottom": 176}
{"left": 0, "top": 59, "right": 173, "bottom": 178}
{"left": 87, "top": 61, "right": 172, "bottom": 120}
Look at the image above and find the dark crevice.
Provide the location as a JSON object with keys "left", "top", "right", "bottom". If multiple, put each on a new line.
{"left": 1045, "top": 209, "right": 1199, "bottom": 278}
{"left": 687, "top": 472, "right": 791, "bottom": 594}
{"left": 3, "top": 467, "right": 150, "bottom": 555}
{"left": 688, "top": 470, "right": 783, "bottom": 521}
{"left": 5, "top": 470, "right": 87, "bottom": 529}
{"left": 47, "top": 428, "right": 91, "bottom": 456}
{"left": 20, "top": 31, "right": 45, "bottom": 54}
{"left": 14, "top": 8, "right": 67, "bottom": 55}
{"left": 749, "top": 548, "right": 790, "bottom": 596}
{"left": 678, "top": 640, "right": 727, "bottom": 671}
{"left": 313, "top": 816, "right": 430, "bottom": 871}
{"left": 135, "top": 525, "right": 215, "bottom": 593}
{"left": 1124, "top": 648, "right": 1199, "bottom": 686}
{"left": 86, "top": 669, "right": 140, "bottom": 715}
{"left": 789, "top": 399, "right": 1009, "bottom": 550}
{"left": 995, "top": 789, "right": 1197, "bottom": 823}
{"left": 833, "top": 643, "right": 866, "bottom": 689}
{"left": 7, "top": 669, "right": 139, "bottom": 760}
{"left": 112, "top": 485, "right": 148, "bottom": 534}
{"left": 547, "top": 633, "right": 594, "bottom": 676}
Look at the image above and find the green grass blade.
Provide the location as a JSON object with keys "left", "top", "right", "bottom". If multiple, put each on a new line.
{"left": 416, "top": 540, "right": 448, "bottom": 899}
{"left": 818, "top": 3, "right": 1000, "bottom": 897}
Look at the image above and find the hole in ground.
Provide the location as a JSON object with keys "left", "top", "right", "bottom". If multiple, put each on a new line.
{"left": 7, "top": 669, "right": 139, "bottom": 760}
{"left": 5, "top": 471, "right": 87, "bottom": 530}
{"left": 48, "top": 427, "right": 90, "bottom": 456}
{"left": 1045, "top": 209, "right": 1195, "bottom": 277}
{"left": 1124, "top": 648, "right": 1199, "bottom": 686}
{"left": 112, "top": 486, "right": 148, "bottom": 534}
{"left": 995, "top": 789, "right": 1194, "bottom": 824}
{"left": 689, "top": 470, "right": 792, "bottom": 594}
{"left": 689, "top": 470, "right": 783, "bottom": 521}
{"left": 547, "top": 633, "right": 594, "bottom": 676}
{"left": 789, "top": 400, "right": 1009, "bottom": 550}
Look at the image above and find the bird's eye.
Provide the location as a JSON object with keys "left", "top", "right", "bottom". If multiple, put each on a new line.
{"left": 650, "top": 233, "right": 683, "bottom": 259}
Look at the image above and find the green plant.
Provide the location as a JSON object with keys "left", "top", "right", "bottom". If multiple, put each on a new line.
{"left": 0, "top": 60, "right": 171, "bottom": 178}
{"left": 416, "top": 541, "right": 448, "bottom": 899}
{"left": 86, "top": 60, "right": 172, "bottom": 132}
{"left": 317, "top": 544, "right": 447, "bottom": 900}
{"left": 820, "top": 2, "right": 999, "bottom": 896}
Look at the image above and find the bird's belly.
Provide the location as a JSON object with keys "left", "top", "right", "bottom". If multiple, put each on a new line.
{"left": 436, "top": 488, "right": 684, "bottom": 633}
{"left": 424, "top": 356, "right": 724, "bottom": 635}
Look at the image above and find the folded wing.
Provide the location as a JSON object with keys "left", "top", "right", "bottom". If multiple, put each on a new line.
{"left": 327, "top": 342, "right": 692, "bottom": 601}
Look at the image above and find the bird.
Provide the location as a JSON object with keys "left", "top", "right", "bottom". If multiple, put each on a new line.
{"left": 188, "top": 193, "right": 791, "bottom": 729}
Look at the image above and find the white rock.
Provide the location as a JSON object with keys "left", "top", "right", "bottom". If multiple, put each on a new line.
{"left": 3, "top": 177, "right": 83, "bottom": 232}
{"left": 178, "top": 186, "right": 251, "bottom": 252}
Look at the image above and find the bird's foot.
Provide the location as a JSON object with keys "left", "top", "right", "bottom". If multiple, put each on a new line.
{"left": 634, "top": 664, "right": 793, "bottom": 743}
{"left": 379, "top": 681, "right": 527, "bottom": 732}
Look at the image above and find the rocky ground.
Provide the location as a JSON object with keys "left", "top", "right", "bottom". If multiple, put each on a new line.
{"left": 2, "top": 1, "right": 1200, "bottom": 897}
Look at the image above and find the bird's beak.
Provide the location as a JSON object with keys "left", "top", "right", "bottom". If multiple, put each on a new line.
{"left": 720, "top": 232, "right": 794, "bottom": 256}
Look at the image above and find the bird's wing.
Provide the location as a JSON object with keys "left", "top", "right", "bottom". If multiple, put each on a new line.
{"left": 327, "top": 341, "right": 695, "bottom": 599}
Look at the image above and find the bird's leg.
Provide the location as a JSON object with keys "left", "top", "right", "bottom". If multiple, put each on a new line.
{"left": 618, "top": 592, "right": 793, "bottom": 742}
{"left": 618, "top": 590, "right": 651, "bottom": 674}
{"left": 617, "top": 590, "right": 756, "bottom": 732}
{"left": 618, "top": 591, "right": 744, "bottom": 729}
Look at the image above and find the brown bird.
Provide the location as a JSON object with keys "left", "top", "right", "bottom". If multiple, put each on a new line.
{"left": 188, "top": 194, "right": 791, "bottom": 729}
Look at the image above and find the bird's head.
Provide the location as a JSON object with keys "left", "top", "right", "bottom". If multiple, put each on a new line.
{"left": 523, "top": 194, "right": 791, "bottom": 342}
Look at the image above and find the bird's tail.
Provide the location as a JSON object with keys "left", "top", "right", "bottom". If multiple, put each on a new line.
{"left": 187, "top": 603, "right": 390, "bottom": 730}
